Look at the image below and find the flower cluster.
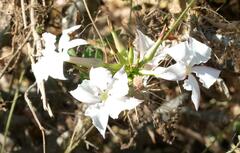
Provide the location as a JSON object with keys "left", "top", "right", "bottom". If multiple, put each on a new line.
{"left": 32, "top": 25, "right": 221, "bottom": 138}
{"left": 70, "top": 67, "right": 142, "bottom": 137}
{"left": 154, "top": 37, "right": 220, "bottom": 110}
{"left": 32, "top": 25, "right": 88, "bottom": 83}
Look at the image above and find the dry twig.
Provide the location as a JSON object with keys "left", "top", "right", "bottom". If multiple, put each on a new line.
{"left": 82, "top": 0, "right": 108, "bottom": 63}
{"left": 24, "top": 82, "right": 46, "bottom": 153}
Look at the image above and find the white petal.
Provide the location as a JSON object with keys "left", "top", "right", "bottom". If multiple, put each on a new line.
{"left": 154, "top": 62, "right": 187, "bottom": 81}
{"left": 183, "top": 74, "right": 200, "bottom": 110}
{"left": 59, "top": 25, "right": 82, "bottom": 52}
{"left": 70, "top": 80, "right": 100, "bottom": 104}
{"left": 32, "top": 51, "right": 67, "bottom": 82}
{"left": 106, "top": 97, "right": 142, "bottom": 119}
{"left": 85, "top": 103, "right": 109, "bottom": 138}
{"left": 45, "top": 52, "right": 67, "bottom": 80}
{"left": 187, "top": 37, "right": 211, "bottom": 65}
{"left": 164, "top": 41, "right": 192, "bottom": 63}
{"left": 89, "top": 67, "right": 113, "bottom": 91}
{"left": 133, "top": 29, "right": 154, "bottom": 60}
{"left": 192, "top": 66, "right": 220, "bottom": 88}
{"left": 66, "top": 39, "right": 88, "bottom": 50}
{"left": 62, "top": 25, "right": 81, "bottom": 34}
{"left": 58, "top": 34, "right": 70, "bottom": 53}
{"left": 42, "top": 32, "right": 56, "bottom": 51}
{"left": 60, "top": 39, "right": 88, "bottom": 54}
{"left": 109, "top": 67, "right": 129, "bottom": 97}
{"left": 32, "top": 58, "right": 49, "bottom": 83}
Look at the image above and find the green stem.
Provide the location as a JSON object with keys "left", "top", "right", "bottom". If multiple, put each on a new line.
{"left": 1, "top": 70, "right": 25, "bottom": 153}
{"left": 162, "top": 0, "right": 195, "bottom": 41}
{"left": 140, "top": 0, "right": 195, "bottom": 66}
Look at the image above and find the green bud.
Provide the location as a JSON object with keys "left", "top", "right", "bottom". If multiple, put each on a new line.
{"left": 140, "top": 38, "right": 162, "bottom": 66}
{"left": 111, "top": 30, "right": 127, "bottom": 58}
{"left": 128, "top": 47, "right": 134, "bottom": 66}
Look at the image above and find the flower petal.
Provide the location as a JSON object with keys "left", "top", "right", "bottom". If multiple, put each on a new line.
{"left": 154, "top": 62, "right": 187, "bottom": 81}
{"left": 66, "top": 39, "right": 88, "bottom": 51}
{"left": 59, "top": 26, "right": 82, "bottom": 52}
{"left": 42, "top": 32, "right": 56, "bottom": 51}
{"left": 106, "top": 97, "right": 142, "bottom": 119}
{"left": 47, "top": 53, "right": 67, "bottom": 80}
{"left": 183, "top": 74, "right": 200, "bottom": 110}
{"left": 32, "top": 58, "right": 49, "bottom": 83}
{"left": 62, "top": 25, "right": 81, "bottom": 34}
{"left": 187, "top": 37, "right": 211, "bottom": 65}
{"left": 70, "top": 80, "right": 100, "bottom": 104}
{"left": 89, "top": 67, "right": 113, "bottom": 91}
{"left": 192, "top": 66, "right": 220, "bottom": 88}
{"left": 109, "top": 67, "right": 129, "bottom": 97}
{"left": 58, "top": 34, "right": 70, "bottom": 53}
{"left": 32, "top": 51, "right": 67, "bottom": 82}
{"left": 133, "top": 29, "right": 154, "bottom": 60}
{"left": 85, "top": 103, "right": 109, "bottom": 138}
{"left": 164, "top": 41, "right": 191, "bottom": 63}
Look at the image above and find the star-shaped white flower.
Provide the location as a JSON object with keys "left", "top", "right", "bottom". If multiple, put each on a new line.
{"left": 70, "top": 67, "right": 142, "bottom": 138}
{"left": 133, "top": 29, "right": 166, "bottom": 69}
{"left": 32, "top": 25, "right": 88, "bottom": 83}
{"left": 154, "top": 37, "right": 221, "bottom": 110}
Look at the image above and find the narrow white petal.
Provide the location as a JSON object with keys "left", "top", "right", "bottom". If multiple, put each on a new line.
{"left": 133, "top": 29, "right": 154, "bottom": 60}
{"left": 109, "top": 67, "right": 129, "bottom": 97}
{"left": 42, "top": 33, "right": 56, "bottom": 51}
{"left": 164, "top": 41, "right": 191, "bottom": 63}
{"left": 113, "top": 67, "right": 127, "bottom": 80}
{"left": 90, "top": 67, "right": 113, "bottom": 91}
{"left": 44, "top": 52, "right": 67, "bottom": 80}
{"left": 59, "top": 25, "right": 81, "bottom": 52}
{"left": 58, "top": 34, "right": 70, "bottom": 53}
{"left": 109, "top": 80, "right": 129, "bottom": 97}
{"left": 154, "top": 63, "right": 187, "bottom": 81}
{"left": 70, "top": 80, "right": 100, "bottom": 104}
{"left": 42, "top": 32, "right": 56, "bottom": 42}
{"left": 187, "top": 37, "right": 211, "bottom": 65}
{"left": 124, "top": 97, "right": 142, "bottom": 109}
{"left": 32, "top": 51, "right": 67, "bottom": 82}
{"left": 32, "top": 58, "right": 49, "bottom": 83}
{"left": 66, "top": 39, "right": 88, "bottom": 50}
{"left": 183, "top": 74, "right": 201, "bottom": 110}
{"left": 62, "top": 25, "right": 81, "bottom": 34}
{"left": 192, "top": 66, "right": 220, "bottom": 88}
{"left": 85, "top": 103, "right": 109, "bottom": 138}
{"left": 106, "top": 97, "right": 142, "bottom": 119}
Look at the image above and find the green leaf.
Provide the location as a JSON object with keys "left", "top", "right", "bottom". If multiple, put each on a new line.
{"left": 68, "top": 48, "right": 77, "bottom": 56}
{"left": 81, "top": 46, "right": 104, "bottom": 60}
{"left": 233, "top": 121, "right": 240, "bottom": 134}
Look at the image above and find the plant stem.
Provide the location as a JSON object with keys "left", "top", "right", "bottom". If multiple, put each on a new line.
{"left": 1, "top": 70, "right": 25, "bottom": 153}
{"left": 140, "top": 0, "right": 195, "bottom": 66}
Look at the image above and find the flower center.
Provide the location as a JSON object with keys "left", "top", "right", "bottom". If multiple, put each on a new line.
{"left": 100, "top": 90, "right": 108, "bottom": 102}
{"left": 185, "top": 65, "right": 192, "bottom": 75}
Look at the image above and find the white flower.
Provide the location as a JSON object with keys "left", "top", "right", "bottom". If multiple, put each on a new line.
{"left": 133, "top": 29, "right": 166, "bottom": 69}
{"left": 154, "top": 37, "right": 221, "bottom": 110}
{"left": 32, "top": 25, "right": 88, "bottom": 83}
{"left": 70, "top": 67, "right": 142, "bottom": 138}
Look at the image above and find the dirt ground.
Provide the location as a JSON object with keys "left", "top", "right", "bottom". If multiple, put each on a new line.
{"left": 0, "top": 0, "right": 240, "bottom": 153}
